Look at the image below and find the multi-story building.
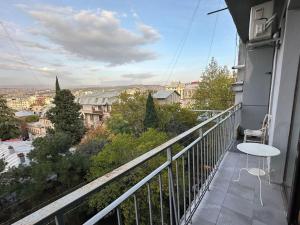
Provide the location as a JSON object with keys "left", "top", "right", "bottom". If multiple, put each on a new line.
{"left": 165, "top": 81, "right": 185, "bottom": 100}
{"left": 75, "top": 92, "right": 119, "bottom": 128}
{"left": 6, "top": 97, "right": 32, "bottom": 110}
{"left": 165, "top": 81, "right": 199, "bottom": 107}
{"left": 182, "top": 81, "right": 199, "bottom": 107}
{"left": 152, "top": 90, "right": 181, "bottom": 105}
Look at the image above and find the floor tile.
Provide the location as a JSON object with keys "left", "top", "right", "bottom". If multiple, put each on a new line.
{"left": 222, "top": 193, "right": 254, "bottom": 218}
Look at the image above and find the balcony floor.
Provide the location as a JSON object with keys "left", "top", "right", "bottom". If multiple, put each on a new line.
{"left": 192, "top": 144, "right": 288, "bottom": 225}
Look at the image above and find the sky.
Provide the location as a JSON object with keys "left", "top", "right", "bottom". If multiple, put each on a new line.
{"left": 0, "top": 0, "right": 237, "bottom": 88}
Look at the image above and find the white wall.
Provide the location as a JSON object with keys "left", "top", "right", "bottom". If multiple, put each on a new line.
{"left": 268, "top": 9, "right": 300, "bottom": 183}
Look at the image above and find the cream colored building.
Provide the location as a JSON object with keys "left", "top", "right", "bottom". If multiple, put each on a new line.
{"left": 75, "top": 92, "right": 119, "bottom": 128}
{"left": 166, "top": 82, "right": 185, "bottom": 100}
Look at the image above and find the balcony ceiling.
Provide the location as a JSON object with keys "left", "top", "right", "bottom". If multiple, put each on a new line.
{"left": 225, "top": 0, "right": 285, "bottom": 43}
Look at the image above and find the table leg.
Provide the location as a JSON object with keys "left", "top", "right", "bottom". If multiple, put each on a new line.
{"left": 257, "top": 173, "right": 263, "bottom": 206}
{"left": 234, "top": 154, "right": 249, "bottom": 182}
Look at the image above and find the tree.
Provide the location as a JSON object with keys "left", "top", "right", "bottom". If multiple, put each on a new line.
{"left": 143, "top": 93, "right": 159, "bottom": 129}
{"left": 0, "top": 96, "right": 20, "bottom": 140}
{"left": 88, "top": 129, "right": 173, "bottom": 225}
{"left": 0, "top": 159, "right": 6, "bottom": 172}
{"left": 47, "top": 89, "right": 85, "bottom": 145}
{"left": 55, "top": 76, "right": 60, "bottom": 93}
{"left": 193, "top": 58, "right": 235, "bottom": 110}
{"left": 157, "top": 103, "right": 198, "bottom": 136}
{"left": 107, "top": 92, "right": 147, "bottom": 136}
{"left": 24, "top": 115, "right": 39, "bottom": 123}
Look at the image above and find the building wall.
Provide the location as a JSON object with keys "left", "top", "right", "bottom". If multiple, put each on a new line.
{"left": 236, "top": 45, "right": 274, "bottom": 131}
{"left": 268, "top": 9, "right": 300, "bottom": 183}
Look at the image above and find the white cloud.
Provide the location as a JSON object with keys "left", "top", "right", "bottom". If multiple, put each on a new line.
{"left": 18, "top": 5, "right": 160, "bottom": 66}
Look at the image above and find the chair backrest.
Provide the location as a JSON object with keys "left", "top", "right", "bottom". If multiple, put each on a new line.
{"left": 261, "top": 114, "right": 271, "bottom": 144}
{"left": 261, "top": 114, "right": 271, "bottom": 130}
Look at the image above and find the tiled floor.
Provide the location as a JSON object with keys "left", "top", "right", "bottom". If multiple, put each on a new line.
{"left": 191, "top": 146, "right": 288, "bottom": 225}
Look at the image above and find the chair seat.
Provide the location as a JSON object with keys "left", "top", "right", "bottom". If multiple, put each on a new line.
{"left": 244, "top": 129, "right": 263, "bottom": 137}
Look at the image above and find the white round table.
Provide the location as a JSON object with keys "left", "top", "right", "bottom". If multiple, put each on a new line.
{"left": 234, "top": 143, "right": 280, "bottom": 206}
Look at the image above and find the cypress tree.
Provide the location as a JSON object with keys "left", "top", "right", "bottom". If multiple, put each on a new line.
{"left": 47, "top": 85, "right": 85, "bottom": 145}
{"left": 143, "top": 92, "right": 159, "bottom": 129}
{"left": 55, "top": 76, "right": 60, "bottom": 93}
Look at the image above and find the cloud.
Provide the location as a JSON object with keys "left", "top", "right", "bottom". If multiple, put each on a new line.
{"left": 18, "top": 5, "right": 160, "bottom": 66}
{"left": 122, "top": 73, "right": 157, "bottom": 80}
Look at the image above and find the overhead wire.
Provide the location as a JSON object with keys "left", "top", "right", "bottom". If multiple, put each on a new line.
{"left": 0, "top": 21, "right": 43, "bottom": 86}
{"left": 205, "top": 0, "right": 222, "bottom": 67}
{"left": 163, "top": 0, "right": 203, "bottom": 85}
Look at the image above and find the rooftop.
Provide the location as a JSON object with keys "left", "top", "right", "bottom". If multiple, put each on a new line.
{"left": 152, "top": 90, "right": 180, "bottom": 99}
{"left": 75, "top": 92, "right": 119, "bottom": 106}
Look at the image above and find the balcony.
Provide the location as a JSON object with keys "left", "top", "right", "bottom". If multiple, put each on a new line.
{"left": 12, "top": 104, "right": 287, "bottom": 225}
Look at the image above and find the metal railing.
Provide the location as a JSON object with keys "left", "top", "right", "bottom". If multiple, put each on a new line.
{"left": 13, "top": 104, "right": 241, "bottom": 225}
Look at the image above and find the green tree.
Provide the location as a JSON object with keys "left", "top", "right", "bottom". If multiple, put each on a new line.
{"left": 47, "top": 89, "right": 85, "bottom": 145}
{"left": 24, "top": 115, "right": 39, "bottom": 123}
{"left": 88, "top": 129, "right": 172, "bottom": 225}
{"left": 143, "top": 92, "right": 159, "bottom": 129}
{"left": 0, "top": 96, "right": 20, "bottom": 140}
{"left": 157, "top": 103, "right": 198, "bottom": 136}
{"left": 55, "top": 76, "right": 60, "bottom": 93}
{"left": 193, "top": 58, "right": 235, "bottom": 110}
{"left": 107, "top": 92, "right": 147, "bottom": 135}
{"left": 0, "top": 159, "right": 6, "bottom": 172}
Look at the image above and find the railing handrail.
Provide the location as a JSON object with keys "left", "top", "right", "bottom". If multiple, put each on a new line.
{"left": 13, "top": 103, "right": 241, "bottom": 225}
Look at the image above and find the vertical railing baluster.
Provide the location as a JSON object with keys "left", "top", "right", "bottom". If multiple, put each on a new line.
{"left": 176, "top": 160, "right": 180, "bottom": 222}
{"left": 192, "top": 146, "right": 196, "bottom": 203}
{"left": 188, "top": 150, "right": 191, "bottom": 219}
{"left": 200, "top": 138, "right": 204, "bottom": 192}
{"left": 55, "top": 214, "right": 64, "bottom": 225}
{"left": 134, "top": 194, "right": 139, "bottom": 225}
{"left": 116, "top": 207, "right": 122, "bottom": 225}
{"left": 147, "top": 183, "right": 153, "bottom": 225}
{"left": 167, "top": 148, "right": 173, "bottom": 225}
{"left": 159, "top": 174, "right": 164, "bottom": 225}
{"left": 182, "top": 155, "right": 186, "bottom": 223}
{"left": 196, "top": 142, "right": 200, "bottom": 193}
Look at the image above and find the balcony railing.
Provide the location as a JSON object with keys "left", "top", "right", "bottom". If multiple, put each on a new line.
{"left": 13, "top": 104, "right": 241, "bottom": 225}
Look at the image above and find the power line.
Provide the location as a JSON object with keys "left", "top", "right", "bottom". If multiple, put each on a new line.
{"left": 205, "top": 0, "right": 222, "bottom": 66}
{"left": 0, "top": 21, "right": 43, "bottom": 86}
{"left": 163, "top": 0, "right": 203, "bottom": 85}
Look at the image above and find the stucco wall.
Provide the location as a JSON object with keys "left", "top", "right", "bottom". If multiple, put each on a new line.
{"left": 268, "top": 9, "right": 300, "bottom": 183}
{"left": 239, "top": 46, "right": 274, "bottom": 131}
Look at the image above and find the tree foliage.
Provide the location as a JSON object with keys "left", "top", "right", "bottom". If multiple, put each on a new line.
{"left": 88, "top": 129, "right": 172, "bottom": 224}
{"left": 0, "top": 159, "right": 6, "bottom": 172}
{"left": 144, "top": 93, "right": 159, "bottom": 129}
{"left": 24, "top": 115, "right": 39, "bottom": 123}
{"left": 0, "top": 96, "right": 20, "bottom": 140}
{"left": 107, "top": 92, "right": 147, "bottom": 135}
{"left": 193, "top": 58, "right": 235, "bottom": 110}
{"left": 157, "top": 103, "right": 198, "bottom": 136}
{"left": 47, "top": 89, "right": 85, "bottom": 145}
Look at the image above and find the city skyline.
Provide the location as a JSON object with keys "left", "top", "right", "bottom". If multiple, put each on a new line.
{"left": 0, "top": 0, "right": 237, "bottom": 88}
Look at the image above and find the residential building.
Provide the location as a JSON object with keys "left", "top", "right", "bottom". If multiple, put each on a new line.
{"left": 75, "top": 92, "right": 119, "bottom": 128}
{"left": 27, "top": 106, "right": 53, "bottom": 138}
{"left": 6, "top": 97, "right": 32, "bottom": 110}
{"left": 165, "top": 81, "right": 185, "bottom": 99}
{"left": 0, "top": 140, "right": 33, "bottom": 173}
{"left": 152, "top": 90, "right": 181, "bottom": 105}
{"left": 182, "top": 81, "right": 199, "bottom": 107}
{"left": 14, "top": 1, "right": 300, "bottom": 225}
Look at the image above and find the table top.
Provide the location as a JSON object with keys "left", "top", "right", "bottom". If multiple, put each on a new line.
{"left": 237, "top": 143, "right": 280, "bottom": 157}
